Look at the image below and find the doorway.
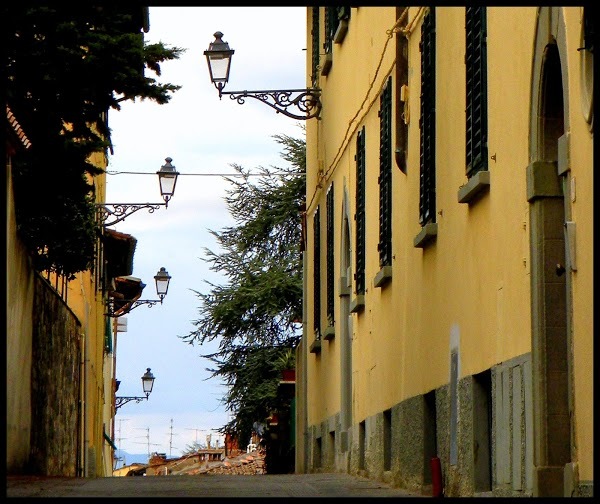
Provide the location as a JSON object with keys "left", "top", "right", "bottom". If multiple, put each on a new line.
{"left": 528, "top": 7, "right": 574, "bottom": 497}
{"left": 340, "top": 187, "right": 353, "bottom": 454}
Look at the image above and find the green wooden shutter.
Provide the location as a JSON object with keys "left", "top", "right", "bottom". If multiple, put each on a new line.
{"left": 378, "top": 76, "right": 393, "bottom": 267}
{"left": 355, "top": 127, "right": 366, "bottom": 296}
{"left": 419, "top": 8, "right": 436, "bottom": 226}
{"left": 311, "top": 7, "right": 320, "bottom": 88}
{"left": 313, "top": 206, "right": 321, "bottom": 337}
{"left": 338, "top": 6, "right": 351, "bottom": 22}
{"left": 104, "top": 318, "right": 112, "bottom": 353}
{"left": 324, "top": 7, "right": 336, "bottom": 55}
{"left": 466, "top": 6, "right": 488, "bottom": 177}
{"left": 583, "top": 7, "right": 594, "bottom": 52}
{"left": 326, "top": 184, "right": 335, "bottom": 325}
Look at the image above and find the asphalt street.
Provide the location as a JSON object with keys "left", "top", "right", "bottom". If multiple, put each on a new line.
{"left": 7, "top": 472, "right": 425, "bottom": 498}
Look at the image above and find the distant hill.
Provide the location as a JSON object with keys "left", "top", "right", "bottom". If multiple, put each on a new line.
{"left": 114, "top": 451, "right": 149, "bottom": 467}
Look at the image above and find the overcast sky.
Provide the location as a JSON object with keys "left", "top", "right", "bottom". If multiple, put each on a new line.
{"left": 106, "top": 6, "right": 307, "bottom": 463}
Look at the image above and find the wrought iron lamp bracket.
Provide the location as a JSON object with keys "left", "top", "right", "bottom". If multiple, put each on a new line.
{"left": 221, "top": 88, "right": 322, "bottom": 120}
{"left": 96, "top": 203, "right": 166, "bottom": 227}
{"left": 115, "top": 395, "right": 148, "bottom": 410}
{"left": 105, "top": 298, "right": 164, "bottom": 317}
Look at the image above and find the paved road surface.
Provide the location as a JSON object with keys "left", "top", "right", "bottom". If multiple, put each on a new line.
{"left": 7, "top": 473, "right": 424, "bottom": 498}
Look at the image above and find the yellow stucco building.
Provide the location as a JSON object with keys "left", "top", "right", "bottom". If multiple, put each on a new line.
{"left": 298, "top": 6, "right": 592, "bottom": 497}
{"left": 6, "top": 8, "right": 149, "bottom": 478}
{"left": 6, "top": 131, "right": 112, "bottom": 476}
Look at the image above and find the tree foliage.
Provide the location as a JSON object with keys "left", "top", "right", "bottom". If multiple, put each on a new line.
{"left": 5, "top": 5, "right": 183, "bottom": 277}
{"left": 182, "top": 440, "right": 207, "bottom": 455}
{"left": 181, "top": 130, "right": 305, "bottom": 445}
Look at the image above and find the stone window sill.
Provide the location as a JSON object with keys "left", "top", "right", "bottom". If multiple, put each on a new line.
{"left": 457, "top": 170, "right": 490, "bottom": 204}
{"left": 350, "top": 295, "right": 365, "bottom": 313}
{"left": 414, "top": 222, "right": 438, "bottom": 249}
{"left": 321, "top": 53, "right": 332, "bottom": 76}
{"left": 323, "top": 325, "right": 335, "bottom": 341}
{"left": 310, "top": 338, "right": 322, "bottom": 354}
{"left": 374, "top": 265, "right": 392, "bottom": 288}
{"left": 339, "top": 277, "right": 351, "bottom": 297}
{"left": 334, "top": 20, "right": 349, "bottom": 44}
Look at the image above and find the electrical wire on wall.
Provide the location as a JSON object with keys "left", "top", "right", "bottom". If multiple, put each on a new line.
{"left": 305, "top": 7, "right": 426, "bottom": 215}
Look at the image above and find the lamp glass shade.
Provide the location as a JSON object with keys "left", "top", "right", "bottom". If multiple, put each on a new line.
{"left": 141, "top": 368, "right": 155, "bottom": 396}
{"left": 204, "top": 32, "right": 234, "bottom": 85}
{"left": 206, "top": 54, "right": 232, "bottom": 84}
{"left": 154, "top": 267, "right": 171, "bottom": 297}
{"left": 157, "top": 157, "right": 179, "bottom": 200}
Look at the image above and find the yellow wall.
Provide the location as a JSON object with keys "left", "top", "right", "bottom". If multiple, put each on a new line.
{"left": 307, "top": 1, "right": 535, "bottom": 420}
{"left": 6, "top": 135, "right": 109, "bottom": 476}
{"left": 6, "top": 154, "right": 34, "bottom": 472}
{"left": 6, "top": 139, "right": 110, "bottom": 476}
{"left": 62, "top": 148, "right": 111, "bottom": 476}
{"left": 304, "top": 5, "right": 593, "bottom": 487}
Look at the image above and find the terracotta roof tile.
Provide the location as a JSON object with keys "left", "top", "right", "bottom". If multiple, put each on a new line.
{"left": 6, "top": 106, "right": 32, "bottom": 149}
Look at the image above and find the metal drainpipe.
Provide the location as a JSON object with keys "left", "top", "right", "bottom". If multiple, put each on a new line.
{"left": 84, "top": 326, "right": 89, "bottom": 476}
{"left": 78, "top": 331, "right": 85, "bottom": 477}
{"left": 79, "top": 329, "right": 87, "bottom": 477}
{"left": 302, "top": 250, "right": 309, "bottom": 473}
{"left": 83, "top": 294, "right": 90, "bottom": 477}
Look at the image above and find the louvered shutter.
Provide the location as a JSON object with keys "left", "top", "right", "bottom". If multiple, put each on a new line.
{"left": 378, "top": 76, "right": 393, "bottom": 267}
{"left": 355, "top": 128, "right": 366, "bottom": 296}
{"left": 324, "top": 7, "right": 336, "bottom": 54}
{"left": 419, "top": 8, "right": 436, "bottom": 226}
{"left": 466, "top": 6, "right": 487, "bottom": 177}
{"left": 326, "top": 184, "right": 335, "bottom": 325}
{"left": 313, "top": 206, "right": 321, "bottom": 336}
{"left": 311, "top": 8, "right": 320, "bottom": 88}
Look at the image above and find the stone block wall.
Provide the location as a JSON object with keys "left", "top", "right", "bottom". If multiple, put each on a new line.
{"left": 29, "top": 274, "right": 82, "bottom": 476}
{"left": 305, "top": 353, "right": 535, "bottom": 497}
{"left": 394, "top": 395, "right": 431, "bottom": 493}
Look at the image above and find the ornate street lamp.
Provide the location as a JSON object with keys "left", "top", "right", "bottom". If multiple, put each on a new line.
{"left": 157, "top": 157, "right": 179, "bottom": 207}
{"left": 106, "top": 267, "right": 172, "bottom": 317}
{"left": 154, "top": 266, "right": 171, "bottom": 300}
{"left": 115, "top": 368, "right": 156, "bottom": 411}
{"left": 97, "top": 157, "right": 180, "bottom": 226}
{"left": 204, "top": 31, "right": 322, "bottom": 120}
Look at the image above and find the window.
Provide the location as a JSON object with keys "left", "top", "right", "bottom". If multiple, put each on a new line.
{"left": 354, "top": 127, "right": 366, "bottom": 297}
{"left": 313, "top": 205, "right": 321, "bottom": 338}
{"left": 383, "top": 409, "right": 392, "bottom": 471}
{"left": 326, "top": 184, "right": 335, "bottom": 328}
{"left": 324, "top": 7, "right": 337, "bottom": 56}
{"left": 321, "top": 7, "right": 335, "bottom": 75}
{"left": 465, "top": 6, "right": 488, "bottom": 177}
{"left": 325, "top": 6, "right": 351, "bottom": 49}
{"left": 580, "top": 6, "right": 594, "bottom": 126}
{"left": 395, "top": 6, "right": 409, "bottom": 173}
{"left": 419, "top": 8, "right": 436, "bottom": 227}
{"left": 104, "top": 318, "right": 113, "bottom": 354}
{"left": 311, "top": 7, "right": 320, "bottom": 87}
{"left": 581, "top": 6, "right": 594, "bottom": 53}
{"left": 322, "top": 7, "right": 350, "bottom": 76}
{"left": 378, "top": 76, "right": 393, "bottom": 269}
{"left": 334, "top": 6, "right": 351, "bottom": 43}
{"left": 458, "top": 6, "right": 489, "bottom": 204}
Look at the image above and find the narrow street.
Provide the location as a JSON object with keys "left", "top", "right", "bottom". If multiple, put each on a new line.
{"left": 7, "top": 473, "right": 424, "bottom": 498}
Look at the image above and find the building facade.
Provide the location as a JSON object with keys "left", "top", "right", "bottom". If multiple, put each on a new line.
{"left": 6, "top": 7, "right": 150, "bottom": 478}
{"left": 6, "top": 118, "right": 113, "bottom": 476}
{"left": 297, "top": 6, "right": 593, "bottom": 497}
